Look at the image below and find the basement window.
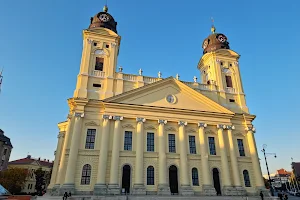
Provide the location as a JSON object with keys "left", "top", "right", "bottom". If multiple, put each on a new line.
{"left": 229, "top": 99, "right": 235, "bottom": 103}
{"left": 93, "top": 83, "right": 102, "bottom": 88}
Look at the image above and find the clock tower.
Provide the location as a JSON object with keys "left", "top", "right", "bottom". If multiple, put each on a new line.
{"left": 73, "top": 5, "right": 121, "bottom": 100}
{"left": 198, "top": 26, "right": 249, "bottom": 113}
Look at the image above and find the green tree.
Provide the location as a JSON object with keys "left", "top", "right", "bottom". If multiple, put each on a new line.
{"left": 34, "top": 168, "right": 45, "bottom": 194}
{"left": 44, "top": 169, "right": 52, "bottom": 188}
{"left": 0, "top": 168, "right": 27, "bottom": 194}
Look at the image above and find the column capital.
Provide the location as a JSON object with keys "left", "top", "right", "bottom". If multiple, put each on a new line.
{"left": 178, "top": 121, "right": 188, "bottom": 126}
{"left": 74, "top": 112, "right": 84, "bottom": 118}
{"left": 226, "top": 125, "right": 235, "bottom": 130}
{"left": 198, "top": 122, "right": 207, "bottom": 128}
{"left": 58, "top": 132, "right": 65, "bottom": 138}
{"left": 113, "top": 116, "right": 123, "bottom": 121}
{"left": 136, "top": 117, "right": 146, "bottom": 123}
{"left": 67, "top": 114, "right": 73, "bottom": 119}
{"left": 245, "top": 126, "right": 256, "bottom": 133}
{"left": 103, "top": 114, "right": 113, "bottom": 120}
{"left": 217, "top": 124, "right": 227, "bottom": 130}
{"left": 158, "top": 119, "right": 167, "bottom": 125}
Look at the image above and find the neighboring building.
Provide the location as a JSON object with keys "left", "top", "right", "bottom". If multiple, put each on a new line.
{"left": 48, "top": 5, "right": 265, "bottom": 197}
{"left": 8, "top": 155, "right": 53, "bottom": 193}
{"left": 263, "top": 169, "right": 291, "bottom": 189}
{"left": 292, "top": 162, "right": 300, "bottom": 180}
{"left": 0, "top": 129, "right": 13, "bottom": 171}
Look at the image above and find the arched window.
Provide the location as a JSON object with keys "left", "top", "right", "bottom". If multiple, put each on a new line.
{"left": 192, "top": 168, "right": 199, "bottom": 186}
{"left": 147, "top": 166, "right": 155, "bottom": 185}
{"left": 243, "top": 170, "right": 251, "bottom": 187}
{"left": 81, "top": 164, "right": 91, "bottom": 185}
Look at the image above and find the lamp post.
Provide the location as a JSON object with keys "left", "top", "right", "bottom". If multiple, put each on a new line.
{"left": 262, "top": 144, "right": 277, "bottom": 196}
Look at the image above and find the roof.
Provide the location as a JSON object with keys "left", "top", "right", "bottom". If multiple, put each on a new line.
{"left": 277, "top": 168, "right": 291, "bottom": 177}
{"left": 9, "top": 155, "right": 53, "bottom": 168}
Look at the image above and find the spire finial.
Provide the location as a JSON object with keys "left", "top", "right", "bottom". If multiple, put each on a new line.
{"left": 211, "top": 17, "right": 216, "bottom": 34}
{"left": 103, "top": 0, "right": 108, "bottom": 12}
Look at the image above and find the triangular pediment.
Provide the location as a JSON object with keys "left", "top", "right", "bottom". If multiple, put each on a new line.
{"left": 104, "top": 77, "right": 233, "bottom": 114}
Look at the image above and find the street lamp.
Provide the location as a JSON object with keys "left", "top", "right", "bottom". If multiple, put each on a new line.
{"left": 262, "top": 144, "right": 277, "bottom": 196}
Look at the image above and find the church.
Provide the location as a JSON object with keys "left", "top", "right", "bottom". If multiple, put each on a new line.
{"left": 48, "top": 5, "right": 265, "bottom": 197}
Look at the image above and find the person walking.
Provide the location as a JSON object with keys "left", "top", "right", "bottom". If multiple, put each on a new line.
{"left": 260, "top": 191, "right": 264, "bottom": 200}
{"left": 63, "top": 192, "right": 68, "bottom": 200}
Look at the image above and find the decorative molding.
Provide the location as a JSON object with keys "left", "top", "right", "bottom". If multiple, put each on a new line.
{"left": 87, "top": 39, "right": 93, "bottom": 44}
{"left": 217, "top": 124, "right": 227, "bottom": 130}
{"left": 165, "top": 126, "right": 177, "bottom": 132}
{"left": 234, "top": 132, "right": 245, "bottom": 137}
{"left": 102, "top": 115, "right": 112, "bottom": 120}
{"left": 226, "top": 125, "right": 235, "bottom": 130}
{"left": 78, "top": 149, "right": 100, "bottom": 156}
{"left": 222, "top": 68, "right": 232, "bottom": 74}
{"left": 234, "top": 61, "right": 239, "bottom": 66}
{"left": 205, "top": 130, "right": 216, "bottom": 135}
{"left": 122, "top": 124, "right": 135, "bottom": 129}
{"left": 113, "top": 116, "right": 123, "bottom": 121}
{"left": 186, "top": 128, "right": 197, "bottom": 133}
{"left": 245, "top": 127, "right": 256, "bottom": 133}
{"left": 158, "top": 119, "right": 167, "bottom": 125}
{"left": 111, "top": 42, "right": 117, "bottom": 48}
{"left": 144, "top": 125, "right": 157, "bottom": 130}
{"left": 198, "top": 122, "right": 207, "bottom": 128}
{"left": 74, "top": 112, "right": 84, "bottom": 118}
{"left": 85, "top": 121, "right": 99, "bottom": 126}
{"left": 57, "top": 132, "right": 65, "bottom": 138}
{"left": 216, "top": 59, "right": 221, "bottom": 63}
{"left": 67, "top": 114, "right": 73, "bottom": 119}
{"left": 178, "top": 121, "right": 188, "bottom": 126}
{"left": 94, "top": 49, "right": 106, "bottom": 55}
{"left": 136, "top": 117, "right": 146, "bottom": 123}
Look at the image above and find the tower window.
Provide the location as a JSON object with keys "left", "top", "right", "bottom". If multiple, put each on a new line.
{"left": 93, "top": 42, "right": 97, "bottom": 46}
{"left": 229, "top": 99, "right": 235, "bottom": 103}
{"left": 225, "top": 75, "right": 233, "bottom": 88}
{"left": 106, "top": 44, "right": 110, "bottom": 48}
{"left": 220, "top": 62, "right": 223, "bottom": 66}
{"left": 95, "top": 57, "right": 104, "bottom": 71}
{"left": 93, "top": 83, "right": 101, "bottom": 88}
{"left": 229, "top": 63, "right": 232, "bottom": 67}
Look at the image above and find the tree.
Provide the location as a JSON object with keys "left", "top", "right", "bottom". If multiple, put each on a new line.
{"left": 0, "top": 168, "right": 27, "bottom": 194}
{"left": 44, "top": 169, "right": 52, "bottom": 188}
{"left": 34, "top": 168, "right": 45, "bottom": 194}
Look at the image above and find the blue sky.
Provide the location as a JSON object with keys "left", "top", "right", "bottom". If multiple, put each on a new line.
{"left": 0, "top": 0, "right": 299, "bottom": 175}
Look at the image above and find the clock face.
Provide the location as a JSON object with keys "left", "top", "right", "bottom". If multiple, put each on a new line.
{"left": 99, "top": 14, "right": 109, "bottom": 22}
{"left": 217, "top": 34, "right": 227, "bottom": 43}
{"left": 166, "top": 95, "right": 176, "bottom": 104}
{"left": 203, "top": 40, "right": 208, "bottom": 49}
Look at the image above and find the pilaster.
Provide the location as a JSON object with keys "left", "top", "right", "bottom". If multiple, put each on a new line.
{"left": 94, "top": 114, "right": 112, "bottom": 195}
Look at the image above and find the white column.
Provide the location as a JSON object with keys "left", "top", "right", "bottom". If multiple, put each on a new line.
{"left": 178, "top": 121, "right": 189, "bottom": 185}
{"left": 246, "top": 127, "right": 264, "bottom": 188}
{"left": 108, "top": 116, "right": 123, "bottom": 194}
{"left": 157, "top": 119, "right": 170, "bottom": 195}
{"left": 227, "top": 125, "right": 242, "bottom": 188}
{"left": 94, "top": 115, "right": 112, "bottom": 194}
{"left": 63, "top": 112, "right": 84, "bottom": 191}
{"left": 55, "top": 115, "right": 73, "bottom": 186}
{"left": 133, "top": 117, "right": 146, "bottom": 194}
{"left": 198, "top": 123, "right": 211, "bottom": 183}
{"left": 49, "top": 132, "right": 65, "bottom": 188}
{"left": 217, "top": 124, "right": 232, "bottom": 188}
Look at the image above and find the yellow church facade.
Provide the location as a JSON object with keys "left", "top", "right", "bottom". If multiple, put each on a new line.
{"left": 48, "top": 6, "right": 265, "bottom": 196}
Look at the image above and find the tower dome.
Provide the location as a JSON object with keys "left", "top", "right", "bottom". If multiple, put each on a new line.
{"left": 88, "top": 5, "right": 118, "bottom": 33}
{"left": 202, "top": 26, "right": 230, "bottom": 54}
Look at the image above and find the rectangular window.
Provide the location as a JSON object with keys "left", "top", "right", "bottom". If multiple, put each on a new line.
{"left": 1, "top": 160, "right": 4, "bottom": 166}
{"left": 147, "top": 132, "right": 154, "bottom": 152}
{"left": 189, "top": 136, "right": 196, "bottom": 154}
{"left": 85, "top": 129, "right": 96, "bottom": 149}
{"left": 124, "top": 131, "right": 132, "bottom": 151}
{"left": 237, "top": 139, "right": 245, "bottom": 156}
{"left": 3, "top": 149, "right": 7, "bottom": 155}
{"left": 28, "top": 184, "right": 30, "bottom": 189}
{"left": 168, "top": 134, "right": 176, "bottom": 153}
{"left": 225, "top": 75, "right": 233, "bottom": 88}
{"left": 95, "top": 57, "right": 104, "bottom": 71}
{"left": 208, "top": 137, "right": 216, "bottom": 155}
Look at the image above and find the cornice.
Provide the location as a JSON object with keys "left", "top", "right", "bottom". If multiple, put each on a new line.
{"left": 83, "top": 29, "right": 120, "bottom": 40}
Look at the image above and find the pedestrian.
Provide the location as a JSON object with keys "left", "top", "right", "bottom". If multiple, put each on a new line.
{"left": 68, "top": 192, "right": 72, "bottom": 197}
{"left": 260, "top": 191, "right": 264, "bottom": 200}
{"left": 284, "top": 193, "right": 288, "bottom": 200}
{"left": 63, "top": 192, "right": 68, "bottom": 200}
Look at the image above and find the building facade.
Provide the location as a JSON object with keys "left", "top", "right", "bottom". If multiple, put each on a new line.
{"left": 9, "top": 155, "right": 53, "bottom": 193}
{"left": 0, "top": 129, "right": 13, "bottom": 171}
{"left": 48, "top": 6, "right": 265, "bottom": 196}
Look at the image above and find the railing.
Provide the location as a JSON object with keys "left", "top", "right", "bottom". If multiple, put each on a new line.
{"left": 225, "top": 87, "right": 236, "bottom": 93}
{"left": 123, "top": 74, "right": 137, "bottom": 81}
{"left": 144, "top": 76, "right": 160, "bottom": 83}
{"left": 92, "top": 70, "right": 105, "bottom": 78}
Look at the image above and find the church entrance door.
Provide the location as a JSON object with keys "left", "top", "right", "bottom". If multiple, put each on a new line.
{"left": 122, "top": 165, "right": 131, "bottom": 194}
{"left": 212, "top": 168, "right": 221, "bottom": 195}
{"left": 169, "top": 165, "right": 179, "bottom": 194}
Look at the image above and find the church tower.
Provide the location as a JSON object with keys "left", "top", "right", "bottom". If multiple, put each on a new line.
{"left": 198, "top": 25, "right": 249, "bottom": 113}
{"left": 73, "top": 5, "right": 121, "bottom": 100}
